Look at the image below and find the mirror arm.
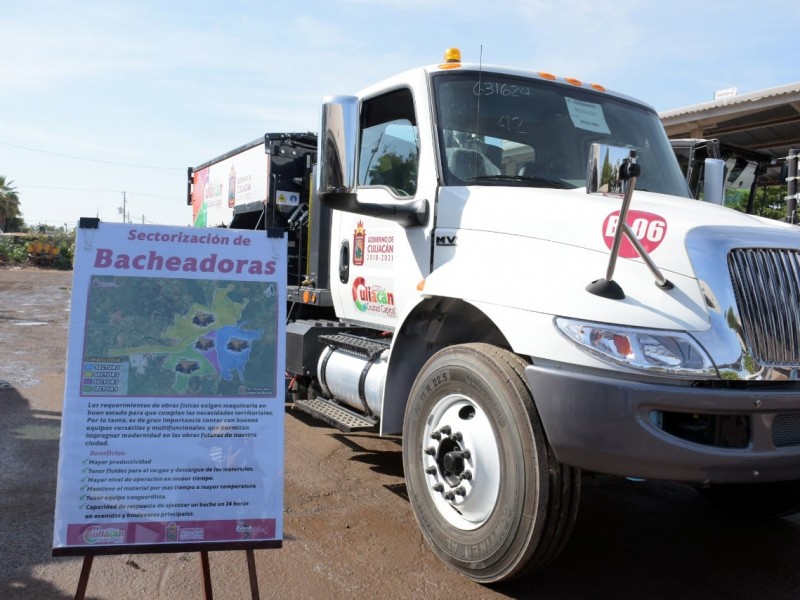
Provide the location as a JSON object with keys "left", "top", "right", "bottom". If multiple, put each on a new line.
{"left": 586, "top": 152, "right": 673, "bottom": 299}
{"left": 586, "top": 156, "right": 639, "bottom": 299}
{"left": 621, "top": 222, "right": 673, "bottom": 290}
{"left": 322, "top": 192, "right": 428, "bottom": 227}
{"left": 604, "top": 163, "right": 637, "bottom": 283}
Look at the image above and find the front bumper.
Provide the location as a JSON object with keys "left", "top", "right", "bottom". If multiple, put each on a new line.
{"left": 525, "top": 365, "right": 800, "bottom": 484}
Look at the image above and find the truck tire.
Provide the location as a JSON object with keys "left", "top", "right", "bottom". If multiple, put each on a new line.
{"left": 402, "top": 343, "right": 580, "bottom": 583}
{"left": 698, "top": 480, "right": 800, "bottom": 519}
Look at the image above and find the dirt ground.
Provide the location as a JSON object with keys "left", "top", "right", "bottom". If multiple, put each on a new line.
{"left": 3, "top": 267, "right": 800, "bottom": 600}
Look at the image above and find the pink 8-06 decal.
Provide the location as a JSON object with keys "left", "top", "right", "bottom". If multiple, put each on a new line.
{"left": 602, "top": 210, "right": 667, "bottom": 259}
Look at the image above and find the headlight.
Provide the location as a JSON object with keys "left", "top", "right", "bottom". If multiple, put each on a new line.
{"left": 555, "top": 317, "right": 718, "bottom": 378}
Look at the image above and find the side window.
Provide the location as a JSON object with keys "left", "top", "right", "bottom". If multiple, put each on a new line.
{"left": 358, "top": 89, "right": 419, "bottom": 197}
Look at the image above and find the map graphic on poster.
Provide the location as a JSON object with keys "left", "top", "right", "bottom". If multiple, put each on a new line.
{"left": 82, "top": 277, "right": 278, "bottom": 397}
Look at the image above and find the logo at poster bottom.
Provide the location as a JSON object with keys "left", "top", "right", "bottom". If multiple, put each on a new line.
{"left": 83, "top": 525, "right": 125, "bottom": 545}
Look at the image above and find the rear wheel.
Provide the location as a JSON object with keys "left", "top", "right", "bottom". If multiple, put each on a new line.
{"left": 698, "top": 480, "right": 800, "bottom": 519}
{"left": 402, "top": 343, "right": 580, "bottom": 583}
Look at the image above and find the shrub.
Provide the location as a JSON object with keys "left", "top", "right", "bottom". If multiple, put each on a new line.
{"left": 0, "top": 231, "right": 76, "bottom": 270}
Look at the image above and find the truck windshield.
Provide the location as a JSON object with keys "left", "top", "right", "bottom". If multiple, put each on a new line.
{"left": 433, "top": 71, "right": 690, "bottom": 197}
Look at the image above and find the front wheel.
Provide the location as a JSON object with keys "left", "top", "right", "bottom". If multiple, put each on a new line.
{"left": 402, "top": 343, "right": 580, "bottom": 583}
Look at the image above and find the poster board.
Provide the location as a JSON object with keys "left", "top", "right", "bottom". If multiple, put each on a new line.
{"left": 53, "top": 221, "right": 286, "bottom": 555}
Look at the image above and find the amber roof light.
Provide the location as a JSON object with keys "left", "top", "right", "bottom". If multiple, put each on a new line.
{"left": 439, "top": 48, "right": 462, "bottom": 70}
{"left": 443, "top": 48, "right": 461, "bottom": 63}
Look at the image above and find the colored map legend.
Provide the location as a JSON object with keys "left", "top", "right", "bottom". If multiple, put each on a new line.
{"left": 82, "top": 358, "right": 129, "bottom": 396}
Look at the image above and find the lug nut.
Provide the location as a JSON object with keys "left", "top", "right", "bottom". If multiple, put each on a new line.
{"left": 443, "top": 492, "right": 455, "bottom": 501}
{"left": 430, "top": 431, "right": 442, "bottom": 440}
{"left": 424, "top": 446, "right": 436, "bottom": 456}
{"left": 459, "top": 449, "right": 471, "bottom": 460}
{"left": 459, "top": 470, "right": 472, "bottom": 481}
{"left": 452, "top": 431, "right": 463, "bottom": 441}
{"left": 454, "top": 486, "right": 466, "bottom": 496}
{"left": 432, "top": 483, "right": 444, "bottom": 492}
{"left": 439, "top": 425, "right": 452, "bottom": 435}
{"left": 425, "top": 466, "right": 437, "bottom": 475}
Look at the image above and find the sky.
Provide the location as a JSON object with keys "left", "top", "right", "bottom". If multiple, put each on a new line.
{"left": 2, "top": 0, "right": 798, "bottom": 229}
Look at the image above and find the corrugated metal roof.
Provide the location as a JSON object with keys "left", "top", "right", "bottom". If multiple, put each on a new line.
{"left": 659, "top": 82, "right": 800, "bottom": 120}
{"left": 659, "top": 82, "right": 800, "bottom": 164}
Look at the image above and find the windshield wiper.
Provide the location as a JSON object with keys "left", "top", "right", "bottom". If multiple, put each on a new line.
{"left": 465, "top": 174, "right": 575, "bottom": 189}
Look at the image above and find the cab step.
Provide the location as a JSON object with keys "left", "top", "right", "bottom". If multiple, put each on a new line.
{"left": 294, "top": 396, "right": 378, "bottom": 433}
{"left": 319, "top": 332, "right": 390, "bottom": 359}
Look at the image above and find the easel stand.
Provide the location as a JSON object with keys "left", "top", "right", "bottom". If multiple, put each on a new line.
{"left": 73, "top": 549, "right": 261, "bottom": 600}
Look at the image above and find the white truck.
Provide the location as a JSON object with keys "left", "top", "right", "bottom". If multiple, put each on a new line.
{"left": 189, "top": 49, "right": 800, "bottom": 583}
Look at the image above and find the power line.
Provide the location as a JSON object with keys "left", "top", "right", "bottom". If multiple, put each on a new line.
{"left": 0, "top": 140, "right": 184, "bottom": 171}
{"left": 17, "top": 183, "right": 182, "bottom": 202}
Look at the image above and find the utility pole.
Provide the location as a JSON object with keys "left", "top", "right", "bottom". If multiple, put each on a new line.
{"left": 117, "top": 191, "right": 132, "bottom": 223}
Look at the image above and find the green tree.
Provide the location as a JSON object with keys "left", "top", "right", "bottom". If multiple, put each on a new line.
{"left": 726, "top": 185, "right": 787, "bottom": 221}
{"left": 0, "top": 176, "right": 21, "bottom": 232}
{"left": 368, "top": 151, "right": 418, "bottom": 196}
{"left": 601, "top": 149, "right": 612, "bottom": 188}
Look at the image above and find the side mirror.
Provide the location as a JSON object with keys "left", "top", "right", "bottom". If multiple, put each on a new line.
{"left": 316, "top": 96, "right": 428, "bottom": 227}
{"left": 586, "top": 143, "right": 637, "bottom": 197}
{"left": 703, "top": 158, "right": 725, "bottom": 205}
{"left": 317, "top": 95, "right": 359, "bottom": 204}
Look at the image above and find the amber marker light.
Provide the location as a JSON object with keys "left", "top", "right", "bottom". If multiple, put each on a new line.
{"left": 565, "top": 77, "right": 583, "bottom": 87}
{"left": 538, "top": 71, "right": 557, "bottom": 81}
{"left": 303, "top": 290, "right": 310, "bottom": 303}
{"left": 417, "top": 280, "right": 426, "bottom": 291}
{"left": 591, "top": 83, "right": 606, "bottom": 92}
{"left": 612, "top": 334, "right": 633, "bottom": 358}
{"left": 439, "top": 48, "right": 462, "bottom": 69}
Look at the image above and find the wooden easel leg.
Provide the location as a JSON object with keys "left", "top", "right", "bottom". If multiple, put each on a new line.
{"left": 200, "top": 550, "right": 214, "bottom": 600}
{"left": 74, "top": 554, "right": 94, "bottom": 600}
{"left": 245, "top": 549, "right": 260, "bottom": 600}
{"left": 72, "top": 549, "right": 258, "bottom": 599}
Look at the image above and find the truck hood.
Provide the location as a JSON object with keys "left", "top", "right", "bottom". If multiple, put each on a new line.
{"left": 436, "top": 185, "right": 796, "bottom": 279}
{"left": 429, "top": 185, "right": 799, "bottom": 334}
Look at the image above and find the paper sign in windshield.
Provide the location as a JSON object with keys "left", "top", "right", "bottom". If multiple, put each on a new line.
{"left": 566, "top": 98, "right": 610, "bottom": 134}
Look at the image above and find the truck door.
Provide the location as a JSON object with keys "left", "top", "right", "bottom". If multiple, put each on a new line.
{"left": 329, "top": 88, "right": 433, "bottom": 329}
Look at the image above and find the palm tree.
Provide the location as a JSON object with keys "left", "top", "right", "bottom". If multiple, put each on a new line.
{"left": 0, "top": 176, "right": 21, "bottom": 232}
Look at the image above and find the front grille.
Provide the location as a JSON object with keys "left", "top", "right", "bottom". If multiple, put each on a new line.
{"left": 728, "top": 248, "right": 800, "bottom": 366}
{"left": 773, "top": 414, "right": 800, "bottom": 447}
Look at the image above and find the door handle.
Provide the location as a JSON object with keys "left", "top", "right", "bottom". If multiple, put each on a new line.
{"left": 339, "top": 240, "right": 350, "bottom": 284}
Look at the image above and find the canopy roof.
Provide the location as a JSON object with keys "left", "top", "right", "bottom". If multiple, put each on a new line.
{"left": 660, "top": 83, "right": 800, "bottom": 163}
